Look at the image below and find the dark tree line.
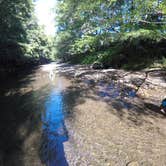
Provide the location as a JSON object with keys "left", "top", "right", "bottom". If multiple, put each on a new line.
{"left": 0, "top": 0, "right": 55, "bottom": 70}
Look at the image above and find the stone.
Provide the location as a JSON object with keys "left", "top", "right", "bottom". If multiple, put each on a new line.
{"left": 127, "top": 161, "right": 139, "bottom": 166}
{"left": 91, "top": 61, "right": 103, "bottom": 69}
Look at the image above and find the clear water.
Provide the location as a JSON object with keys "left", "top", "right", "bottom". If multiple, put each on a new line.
{"left": 40, "top": 89, "right": 68, "bottom": 166}
{"left": 1, "top": 63, "right": 163, "bottom": 166}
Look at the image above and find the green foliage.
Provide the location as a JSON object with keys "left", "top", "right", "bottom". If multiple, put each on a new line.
{"left": 0, "top": 0, "right": 55, "bottom": 68}
{"left": 70, "top": 35, "right": 102, "bottom": 54}
{"left": 54, "top": 0, "right": 166, "bottom": 69}
{"left": 81, "top": 55, "right": 98, "bottom": 64}
{"left": 120, "top": 29, "right": 164, "bottom": 43}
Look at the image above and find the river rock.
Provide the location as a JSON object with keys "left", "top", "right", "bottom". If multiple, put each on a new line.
{"left": 127, "top": 161, "right": 139, "bottom": 166}
{"left": 91, "top": 61, "right": 103, "bottom": 69}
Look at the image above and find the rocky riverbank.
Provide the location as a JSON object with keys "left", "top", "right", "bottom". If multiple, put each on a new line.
{"left": 57, "top": 63, "right": 166, "bottom": 109}
{"left": 53, "top": 63, "right": 166, "bottom": 165}
{"left": 0, "top": 62, "right": 165, "bottom": 165}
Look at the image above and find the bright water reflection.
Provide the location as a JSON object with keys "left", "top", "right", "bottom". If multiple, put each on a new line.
{"left": 40, "top": 89, "right": 68, "bottom": 166}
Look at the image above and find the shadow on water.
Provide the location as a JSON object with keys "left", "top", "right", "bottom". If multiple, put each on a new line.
{"left": 64, "top": 77, "right": 165, "bottom": 126}
{"left": 0, "top": 68, "right": 48, "bottom": 166}
{"left": 96, "top": 80, "right": 164, "bottom": 119}
{"left": 0, "top": 63, "right": 165, "bottom": 165}
{"left": 0, "top": 64, "right": 84, "bottom": 166}
{"left": 40, "top": 89, "right": 69, "bottom": 166}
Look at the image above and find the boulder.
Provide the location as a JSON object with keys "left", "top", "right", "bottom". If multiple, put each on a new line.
{"left": 91, "top": 61, "right": 103, "bottom": 69}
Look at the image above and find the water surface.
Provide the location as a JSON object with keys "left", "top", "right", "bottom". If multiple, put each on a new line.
{"left": 0, "top": 63, "right": 166, "bottom": 166}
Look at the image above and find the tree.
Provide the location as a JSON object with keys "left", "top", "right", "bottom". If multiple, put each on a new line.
{"left": 0, "top": 0, "right": 55, "bottom": 68}
{"left": 55, "top": 0, "right": 166, "bottom": 67}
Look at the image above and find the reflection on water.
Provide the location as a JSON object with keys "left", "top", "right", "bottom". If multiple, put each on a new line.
{"left": 40, "top": 89, "right": 68, "bottom": 166}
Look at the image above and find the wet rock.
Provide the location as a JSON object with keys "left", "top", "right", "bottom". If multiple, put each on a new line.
{"left": 137, "top": 70, "right": 166, "bottom": 102}
{"left": 127, "top": 161, "right": 139, "bottom": 166}
{"left": 146, "top": 70, "right": 166, "bottom": 88}
{"left": 91, "top": 61, "right": 103, "bottom": 69}
{"left": 62, "top": 63, "right": 166, "bottom": 108}
{"left": 122, "top": 73, "right": 146, "bottom": 87}
{"left": 74, "top": 71, "right": 87, "bottom": 78}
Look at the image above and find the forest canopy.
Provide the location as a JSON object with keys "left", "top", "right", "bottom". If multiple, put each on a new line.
{"left": 0, "top": 0, "right": 55, "bottom": 70}
{"left": 55, "top": 0, "right": 166, "bottom": 69}
{"left": 0, "top": 0, "right": 166, "bottom": 70}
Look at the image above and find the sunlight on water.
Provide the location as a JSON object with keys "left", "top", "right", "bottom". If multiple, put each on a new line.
{"left": 40, "top": 89, "right": 68, "bottom": 166}
{"left": 42, "top": 63, "right": 58, "bottom": 72}
{"left": 42, "top": 63, "right": 60, "bottom": 81}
